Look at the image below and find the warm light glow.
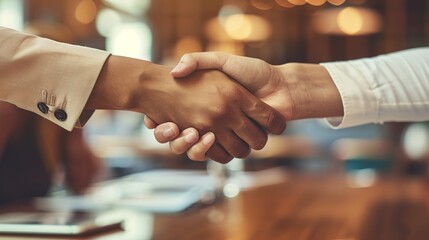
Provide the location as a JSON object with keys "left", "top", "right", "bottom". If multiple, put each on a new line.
{"left": 225, "top": 14, "right": 252, "bottom": 40}
{"left": 250, "top": 0, "right": 273, "bottom": 10}
{"left": 288, "top": 0, "right": 307, "bottom": 5}
{"left": 205, "top": 18, "right": 232, "bottom": 42}
{"left": 313, "top": 7, "right": 382, "bottom": 36}
{"left": 206, "top": 42, "right": 244, "bottom": 55}
{"left": 174, "top": 36, "right": 203, "bottom": 59}
{"left": 75, "top": 0, "right": 97, "bottom": 24}
{"left": 327, "top": 0, "right": 346, "bottom": 5}
{"left": 224, "top": 14, "right": 272, "bottom": 41}
{"left": 275, "top": 0, "right": 295, "bottom": 8}
{"left": 306, "top": 0, "right": 326, "bottom": 6}
{"left": 337, "top": 7, "right": 363, "bottom": 35}
{"left": 207, "top": 13, "right": 271, "bottom": 43}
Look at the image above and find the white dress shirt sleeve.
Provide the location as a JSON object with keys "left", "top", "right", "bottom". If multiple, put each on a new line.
{"left": 321, "top": 47, "right": 429, "bottom": 129}
{"left": 0, "top": 27, "right": 110, "bottom": 131}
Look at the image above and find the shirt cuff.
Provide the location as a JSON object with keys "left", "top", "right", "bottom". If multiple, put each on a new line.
{"left": 320, "top": 60, "right": 381, "bottom": 129}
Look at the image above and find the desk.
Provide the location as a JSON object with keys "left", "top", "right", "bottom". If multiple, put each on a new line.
{"left": 1, "top": 174, "right": 429, "bottom": 240}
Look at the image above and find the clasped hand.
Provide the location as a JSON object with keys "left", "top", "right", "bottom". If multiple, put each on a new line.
{"left": 145, "top": 52, "right": 292, "bottom": 162}
{"left": 141, "top": 63, "right": 286, "bottom": 163}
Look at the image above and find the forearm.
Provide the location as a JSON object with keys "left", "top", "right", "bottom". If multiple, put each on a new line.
{"left": 322, "top": 47, "right": 429, "bottom": 128}
{"left": 277, "top": 63, "right": 343, "bottom": 120}
{"left": 0, "top": 27, "right": 109, "bottom": 131}
{"left": 86, "top": 55, "right": 168, "bottom": 114}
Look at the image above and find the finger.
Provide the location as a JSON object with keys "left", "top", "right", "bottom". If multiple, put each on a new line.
{"left": 143, "top": 115, "right": 158, "bottom": 129}
{"left": 216, "top": 130, "right": 251, "bottom": 159}
{"left": 233, "top": 116, "right": 268, "bottom": 150}
{"left": 244, "top": 100, "right": 287, "bottom": 135}
{"left": 169, "top": 128, "right": 199, "bottom": 154}
{"left": 186, "top": 132, "right": 215, "bottom": 161}
{"left": 153, "top": 122, "right": 180, "bottom": 143}
{"left": 170, "top": 53, "right": 272, "bottom": 92}
{"left": 171, "top": 52, "right": 229, "bottom": 78}
{"left": 206, "top": 142, "right": 234, "bottom": 164}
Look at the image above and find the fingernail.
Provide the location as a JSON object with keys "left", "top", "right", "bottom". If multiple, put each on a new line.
{"left": 171, "top": 62, "right": 185, "bottom": 73}
{"left": 163, "top": 127, "right": 175, "bottom": 138}
{"left": 184, "top": 132, "right": 197, "bottom": 143}
{"left": 202, "top": 133, "right": 215, "bottom": 145}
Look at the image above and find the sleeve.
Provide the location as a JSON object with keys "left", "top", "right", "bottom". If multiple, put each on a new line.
{"left": 320, "top": 47, "right": 429, "bottom": 129}
{"left": 0, "top": 27, "right": 110, "bottom": 131}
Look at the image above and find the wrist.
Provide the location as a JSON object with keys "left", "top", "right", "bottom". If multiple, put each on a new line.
{"left": 87, "top": 55, "right": 135, "bottom": 111}
{"left": 279, "top": 63, "right": 343, "bottom": 120}
{"left": 87, "top": 55, "right": 167, "bottom": 114}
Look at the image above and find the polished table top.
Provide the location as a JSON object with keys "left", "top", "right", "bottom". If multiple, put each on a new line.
{"left": 1, "top": 173, "right": 429, "bottom": 240}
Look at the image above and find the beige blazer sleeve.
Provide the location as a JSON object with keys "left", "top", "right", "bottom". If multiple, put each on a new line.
{"left": 0, "top": 27, "right": 110, "bottom": 131}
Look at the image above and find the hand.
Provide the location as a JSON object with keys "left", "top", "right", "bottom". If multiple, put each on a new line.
{"left": 145, "top": 52, "right": 293, "bottom": 161}
{"left": 143, "top": 68, "right": 285, "bottom": 163}
{"left": 88, "top": 55, "right": 286, "bottom": 163}
{"left": 145, "top": 52, "right": 343, "bottom": 160}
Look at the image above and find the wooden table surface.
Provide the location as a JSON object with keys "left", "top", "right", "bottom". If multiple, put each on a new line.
{"left": 1, "top": 173, "right": 429, "bottom": 240}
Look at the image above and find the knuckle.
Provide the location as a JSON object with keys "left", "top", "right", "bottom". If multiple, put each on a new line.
{"left": 220, "top": 156, "right": 234, "bottom": 164}
{"left": 206, "top": 104, "right": 229, "bottom": 121}
{"left": 187, "top": 144, "right": 208, "bottom": 161}
{"left": 234, "top": 146, "right": 251, "bottom": 159}
{"left": 254, "top": 134, "right": 268, "bottom": 150}
{"left": 193, "top": 118, "right": 212, "bottom": 132}
{"left": 213, "top": 104, "right": 228, "bottom": 116}
{"left": 223, "top": 85, "right": 242, "bottom": 101}
{"left": 187, "top": 151, "right": 205, "bottom": 161}
{"left": 170, "top": 142, "right": 185, "bottom": 155}
{"left": 207, "top": 151, "right": 233, "bottom": 164}
{"left": 264, "top": 110, "right": 285, "bottom": 134}
{"left": 264, "top": 109, "right": 275, "bottom": 128}
{"left": 236, "top": 120, "right": 248, "bottom": 132}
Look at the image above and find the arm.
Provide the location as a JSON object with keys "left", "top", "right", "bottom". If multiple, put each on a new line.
{"left": 0, "top": 28, "right": 286, "bottom": 163}
{"left": 151, "top": 48, "right": 429, "bottom": 160}
{"left": 146, "top": 52, "right": 342, "bottom": 160}
{"left": 322, "top": 47, "right": 429, "bottom": 128}
{"left": 92, "top": 57, "right": 285, "bottom": 162}
{"left": 0, "top": 27, "right": 109, "bottom": 131}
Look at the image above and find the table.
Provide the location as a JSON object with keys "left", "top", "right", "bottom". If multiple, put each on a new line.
{"left": 1, "top": 173, "right": 429, "bottom": 240}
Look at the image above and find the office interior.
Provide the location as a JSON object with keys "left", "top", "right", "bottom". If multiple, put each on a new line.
{"left": 0, "top": 0, "right": 429, "bottom": 239}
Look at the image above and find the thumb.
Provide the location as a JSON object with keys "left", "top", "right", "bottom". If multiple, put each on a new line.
{"left": 171, "top": 54, "right": 199, "bottom": 77}
{"left": 171, "top": 52, "right": 272, "bottom": 94}
{"left": 143, "top": 115, "right": 158, "bottom": 129}
{"left": 171, "top": 52, "right": 229, "bottom": 78}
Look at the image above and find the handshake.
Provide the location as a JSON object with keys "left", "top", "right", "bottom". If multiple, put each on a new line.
{"left": 140, "top": 52, "right": 343, "bottom": 163}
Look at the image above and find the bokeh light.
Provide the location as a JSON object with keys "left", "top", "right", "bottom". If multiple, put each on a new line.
{"left": 275, "top": 0, "right": 295, "bottom": 8}
{"left": 174, "top": 36, "right": 203, "bottom": 59}
{"left": 337, "top": 7, "right": 363, "bottom": 35}
{"left": 75, "top": 0, "right": 97, "bottom": 24}
{"left": 250, "top": 0, "right": 273, "bottom": 10}
{"left": 288, "top": 0, "right": 307, "bottom": 5}
{"left": 306, "top": 0, "right": 326, "bottom": 6}
{"left": 96, "top": 8, "right": 122, "bottom": 37}
{"left": 327, "top": 0, "right": 346, "bottom": 5}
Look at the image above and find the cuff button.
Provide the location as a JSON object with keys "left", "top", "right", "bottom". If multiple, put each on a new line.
{"left": 37, "top": 102, "right": 49, "bottom": 114}
{"left": 54, "top": 109, "right": 68, "bottom": 122}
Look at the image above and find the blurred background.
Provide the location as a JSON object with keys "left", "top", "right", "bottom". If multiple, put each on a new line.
{"left": 1, "top": 0, "right": 429, "bottom": 190}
